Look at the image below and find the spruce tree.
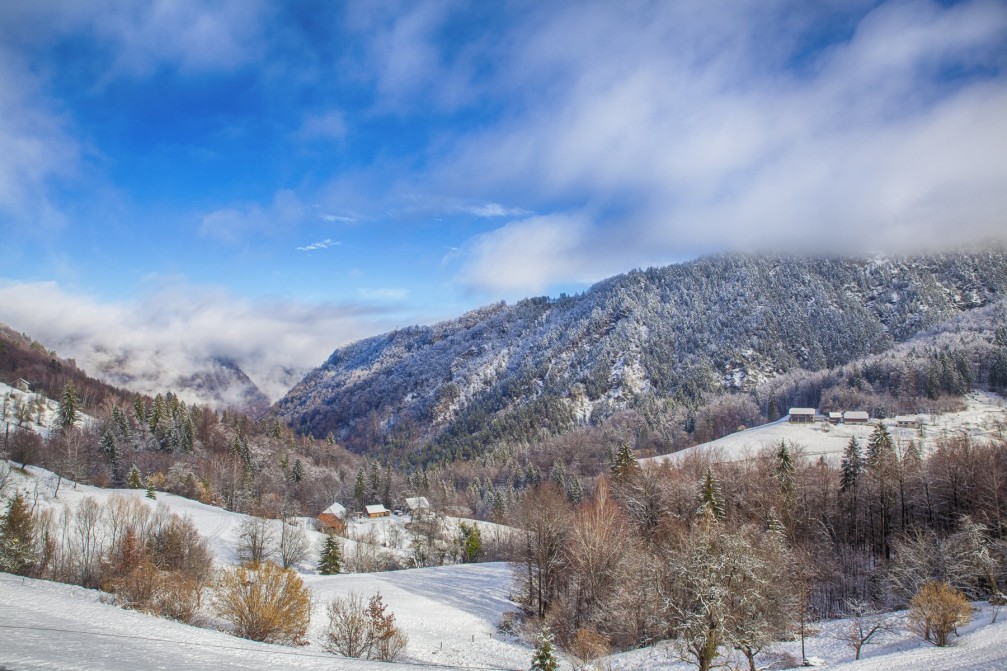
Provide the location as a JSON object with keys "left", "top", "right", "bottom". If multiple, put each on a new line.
{"left": 146, "top": 479, "right": 157, "bottom": 499}
{"left": 57, "top": 381, "right": 78, "bottom": 432}
{"left": 777, "top": 441, "right": 796, "bottom": 509}
{"left": 698, "top": 468, "right": 725, "bottom": 521}
{"left": 354, "top": 467, "right": 367, "bottom": 511}
{"left": 611, "top": 442, "right": 639, "bottom": 479}
{"left": 460, "top": 522, "right": 483, "bottom": 563}
{"left": 0, "top": 492, "right": 35, "bottom": 575}
{"left": 840, "top": 437, "right": 863, "bottom": 494}
{"left": 126, "top": 464, "right": 143, "bottom": 488}
{"left": 867, "top": 423, "right": 895, "bottom": 468}
{"left": 319, "top": 534, "right": 343, "bottom": 575}
{"left": 530, "top": 627, "right": 559, "bottom": 671}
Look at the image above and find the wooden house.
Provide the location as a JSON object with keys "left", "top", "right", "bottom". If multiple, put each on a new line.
{"left": 788, "top": 408, "right": 816, "bottom": 424}
{"left": 365, "top": 504, "right": 390, "bottom": 518}
{"left": 895, "top": 415, "right": 922, "bottom": 429}
{"left": 405, "top": 496, "right": 430, "bottom": 514}
{"left": 844, "top": 410, "right": 870, "bottom": 424}
{"left": 318, "top": 502, "right": 347, "bottom": 533}
{"left": 828, "top": 412, "right": 843, "bottom": 424}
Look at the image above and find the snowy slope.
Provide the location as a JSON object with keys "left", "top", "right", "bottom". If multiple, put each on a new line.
{"left": 0, "top": 572, "right": 517, "bottom": 671}
{"left": 644, "top": 392, "right": 1007, "bottom": 465}
{"left": 1, "top": 463, "right": 531, "bottom": 669}
{"left": 0, "top": 380, "right": 95, "bottom": 437}
{"left": 603, "top": 602, "right": 1007, "bottom": 671}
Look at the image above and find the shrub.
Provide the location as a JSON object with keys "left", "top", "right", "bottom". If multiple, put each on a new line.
{"left": 213, "top": 562, "right": 311, "bottom": 645}
{"left": 909, "top": 581, "right": 971, "bottom": 646}
{"left": 322, "top": 592, "right": 408, "bottom": 661}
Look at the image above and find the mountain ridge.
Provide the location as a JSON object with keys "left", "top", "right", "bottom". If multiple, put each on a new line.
{"left": 273, "top": 250, "right": 1007, "bottom": 460}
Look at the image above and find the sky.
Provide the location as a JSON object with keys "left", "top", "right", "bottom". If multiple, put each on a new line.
{"left": 1, "top": 0, "right": 1006, "bottom": 401}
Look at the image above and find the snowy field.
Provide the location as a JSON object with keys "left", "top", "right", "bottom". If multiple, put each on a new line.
{"left": 0, "top": 463, "right": 534, "bottom": 670}
{"left": 4, "top": 569, "right": 1007, "bottom": 671}
{"left": 1, "top": 380, "right": 95, "bottom": 437}
{"left": 603, "top": 602, "right": 1007, "bottom": 671}
{"left": 645, "top": 391, "right": 1007, "bottom": 466}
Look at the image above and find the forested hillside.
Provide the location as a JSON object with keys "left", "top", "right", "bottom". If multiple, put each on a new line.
{"left": 275, "top": 251, "right": 1007, "bottom": 464}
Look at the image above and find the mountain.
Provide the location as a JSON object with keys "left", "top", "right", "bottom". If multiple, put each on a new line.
{"left": 273, "top": 250, "right": 1007, "bottom": 461}
{"left": 68, "top": 345, "right": 270, "bottom": 414}
{"left": 0, "top": 322, "right": 129, "bottom": 410}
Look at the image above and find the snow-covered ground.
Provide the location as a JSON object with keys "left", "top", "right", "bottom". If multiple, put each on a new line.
{"left": 0, "top": 572, "right": 512, "bottom": 671}
{"left": 0, "top": 462, "right": 533, "bottom": 670}
{"left": 645, "top": 392, "right": 1007, "bottom": 466}
{"left": 603, "top": 602, "right": 1007, "bottom": 671}
{"left": 4, "top": 567, "right": 1007, "bottom": 671}
{"left": 1, "top": 380, "right": 95, "bottom": 437}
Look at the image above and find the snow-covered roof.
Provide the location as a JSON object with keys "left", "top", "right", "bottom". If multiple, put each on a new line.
{"left": 895, "top": 415, "right": 922, "bottom": 424}
{"left": 789, "top": 408, "right": 816, "bottom": 416}
{"left": 405, "top": 496, "right": 429, "bottom": 511}
{"left": 844, "top": 411, "right": 870, "bottom": 420}
{"left": 321, "top": 502, "right": 346, "bottom": 518}
{"left": 828, "top": 412, "right": 843, "bottom": 419}
{"left": 365, "top": 504, "right": 389, "bottom": 515}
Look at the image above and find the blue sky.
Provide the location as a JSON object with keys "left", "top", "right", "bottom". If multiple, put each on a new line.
{"left": 1, "top": 0, "right": 1006, "bottom": 399}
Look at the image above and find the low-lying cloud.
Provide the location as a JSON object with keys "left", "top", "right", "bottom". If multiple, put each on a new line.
{"left": 0, "top": 279, "right": 402, "bottom": 404}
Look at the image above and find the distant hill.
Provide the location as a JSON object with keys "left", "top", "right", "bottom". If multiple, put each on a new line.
{"left": 274, "top": 250, "right": 1007, "bottom": 463}
{"left": 0, "top": 322, "right": 128, "bottom": 411}
{"left": 0, "top": 321, "right": 270, "bottom": 414}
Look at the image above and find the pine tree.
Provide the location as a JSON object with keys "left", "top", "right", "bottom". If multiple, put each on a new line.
{"left": 57, "top": 381, "right": 78, "bottom": 432}
{"left": 777, "top": 441, "right": 796, "bottom": 510}
{"left": 354, "top": 467, "right": 367, "bottom": 511}
{"left": 0, "top": 492, "right": 35, "bottom": 575}
{"left": 146, "top": 479, "right": 157, "bottom": 499}
{"left": 840, "top": 436, "right": 863, "bottom": 494}
{"left": 767, "top": 392, "right": 779, "bottom": 422}
{"left": 459, "top": 522, "right": 483, "bottom": 563}
{"left": 530, "top": 627, "right": 559, "bottom": 671}
{"left": 867, "top": 423, "right": 895, "bottom": 468}
{"left": 611, "top": 442, "right": 639, "bottom": 479}
{"left": 127, "top": 464, "right": 143, "bottom": 488}
{"left": 698, "top": 468, "right": 725, "bottom": 521}
{"left": 319, "top": 534, "right": 343, "bottom": 575}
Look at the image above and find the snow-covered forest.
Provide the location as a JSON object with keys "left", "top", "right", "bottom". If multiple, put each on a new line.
{"left": 275, "top": 251, "right": 1007, "bottom": 465}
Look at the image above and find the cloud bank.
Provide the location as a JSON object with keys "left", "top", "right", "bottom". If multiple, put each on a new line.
{"left": 0, "top": 280, "right": 402, "bottom": 404}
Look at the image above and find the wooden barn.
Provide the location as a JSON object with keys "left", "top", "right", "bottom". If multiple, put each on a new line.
{"left": 318, "top": 501, "right": 347, "bottom": 533}
{"left": 405, "top": 496, "right": 430, "bottom": 514}
{"left": 844, "top": 410, "right": 870, "bottom": 424}
{"left": 788, "top": 408, "right": 816, "bottom": 424}
{"left": 365, "top": 504, "right": 391, "bottom": 518}
{"left": 895, "top": 415, "right": 922, "bottom": 429}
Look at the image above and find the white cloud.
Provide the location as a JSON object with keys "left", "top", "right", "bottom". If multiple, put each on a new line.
{"left": 296, "top": 239, "right": 340, "bottom": 252}
{"left": 453, "top": 213, "right": 615, "bottom": 295}
{"left": 199, "top": 189, "right": 306, "bottom": 243}
{"left": 437, "top": 0, "right": 1007, "bottom": 293}
{"left": 0, "top": 48, "right": 79, "bottom": 232}
{"left": 0, "top": 279, "right": 401, "bottom": 403}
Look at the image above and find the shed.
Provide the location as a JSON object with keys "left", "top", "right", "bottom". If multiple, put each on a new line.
{"left": 828, "top": 412, "right": 843, "bottom": 424}
{"left": 895, "top": 415, "right": 922, "bottom": 429}
{"left": 318, "top": 502, "right": 347, "bottom": 533}
{"left": 788, "top": 408, "right": 816, "bottom": 424}
{"left": 365, "top": 504, "right": 390, "bottom": 518}
{"left": 405, "top": 496, "right": 430, "bottom": 513}
{"left": 844, "top": 411, "right": 870, "bottom": 424}
{"left": 14, "top": 378, "right": 30, "bottom": 393}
